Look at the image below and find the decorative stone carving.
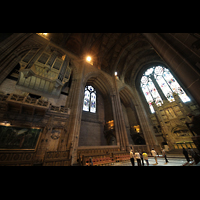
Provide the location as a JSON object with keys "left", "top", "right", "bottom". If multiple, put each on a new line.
{"left": 150, "top": 94, "right": 200, "bottom": 150}
{"left": 51, "top": 129, "right": 61, "bottom": 140}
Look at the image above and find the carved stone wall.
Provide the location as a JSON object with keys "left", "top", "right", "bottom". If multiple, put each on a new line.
{"left": 149, "top": 93, "right": 200, "bottom": 150}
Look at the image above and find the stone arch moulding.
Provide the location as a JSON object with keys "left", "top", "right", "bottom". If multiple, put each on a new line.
{"left": 82, "top": 70, "right": 115, "bottom": 97}
{"left": 131, "top": 60, "right": 168, "bottom": 87}
{"left": 81, "top": 70, "right": 115, "bottom": 122}
{"left": 111, "top": 36, "right": 147, "bottom": 74}
{"left": 120, "top": 85, "right": 159, "bottom": 149}
{"left": 81, "top": 70, "right": 121, "bottom": 145}
{"left": 119, "top": 86, "right": 141, "bottom": 145}
{"left": 14, "top": 44, "right": 42, "bottom": 56}
{"left": 118, "top": 86, "right": 137, "bottom": 109}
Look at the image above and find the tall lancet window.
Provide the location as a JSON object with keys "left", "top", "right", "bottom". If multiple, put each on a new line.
{"left": 83, "top": 85, "right": 96, "bottom": 113}
{"left": 140, "top": 66, "right": 190, "bottom": 113}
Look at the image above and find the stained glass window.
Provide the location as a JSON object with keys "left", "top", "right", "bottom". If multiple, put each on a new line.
{"left": 163, "top": 68, "right": 190, "bottom": 102}
{"left": 141, "top": 83, "right": 155, "bottom": 113}
{"left": 140, "top": 65, "right": 190, "bottom": 113}
{"left": 83, "top": 90, "right": 90, "bottom": 112}
{"left": 147, "top": 78, "right": 163, "bottom": 107}
{"left": 90, "top": 92, "right": 96, "bottom": 113}
{"left": 83, "top": 85, "right": 96, "bottom": 113}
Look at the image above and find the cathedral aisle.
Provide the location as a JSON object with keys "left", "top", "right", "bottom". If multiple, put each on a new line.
{"left": 112, "top": 157, "right": 188, "bottom": 166}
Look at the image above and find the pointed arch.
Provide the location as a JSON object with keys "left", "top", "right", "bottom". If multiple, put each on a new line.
{"left": 82, "top": 70, "right": 115, "bottom": 98}
{"left": 119, "top": 86, "right": 136, "bottom": 109}
{"left": 139, "top": 65, "right": 191, "bottom": 113}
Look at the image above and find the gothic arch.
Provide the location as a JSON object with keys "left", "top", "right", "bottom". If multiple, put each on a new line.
{"left": 135, "top": 63, "right": 192, "bottom": 114}
{"left": 119, "top": 86, "right": 145, "bottom": 145}
{"left": 82, "top": 70, "right": 115, "bottom": 98}
{"left": 113, "top": 37, "right": 150, "bottom": 74}
{"left": 119, "top": 86, "right": 136, "bottom": 109}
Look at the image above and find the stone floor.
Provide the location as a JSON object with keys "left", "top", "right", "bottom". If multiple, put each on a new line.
{"left": 112, "top": 156, "right": 190, "bottom": 166}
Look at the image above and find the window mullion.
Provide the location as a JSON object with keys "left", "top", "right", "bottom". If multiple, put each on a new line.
{"left": 89, "top": 90, "right": 91, "bottom": 112}
{"left": 145, "top": 84, "right": 155, "bottom": 112}
{"left": 150, "top": 74, "right": 167, "bottom": 101}
{"left": 162, "top": 74, "right": 174, "bottom": 93}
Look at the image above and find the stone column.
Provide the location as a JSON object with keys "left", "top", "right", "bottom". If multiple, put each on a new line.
{"left": 142, "top": 33, "right": 200, "bottom": 107}
{"left": 111, "top": 75, "right": 129, "bottom": 151}
{"left": 65, "top": 61, "right": 85, "bottom": 165}
{"left": 149, "top": 73, "right": 167, "bottom": 101}
{"left": 110, "top": 94, "right": 120, "bottom": 147}
{"left": 131, "top": 84, "right": 159, "bottom": 153}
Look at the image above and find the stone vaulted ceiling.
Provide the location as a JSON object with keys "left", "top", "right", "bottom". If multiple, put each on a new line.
{"left": 47, "top": 33, "right": 161, "bottom": 85}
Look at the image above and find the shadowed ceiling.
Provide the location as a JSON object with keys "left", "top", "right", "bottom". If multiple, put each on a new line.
{"left": 47, "top": 33, "right": 161, "bottom": 85}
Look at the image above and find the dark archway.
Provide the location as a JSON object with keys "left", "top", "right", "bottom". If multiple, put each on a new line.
{"left": 119, "top": 86, "right": 146, "bottom": 145}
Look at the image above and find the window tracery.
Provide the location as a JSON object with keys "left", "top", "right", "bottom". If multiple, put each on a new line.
{"left": 83, "top": 85, "right": 96, "bottom": 113}
{"left": 141, "top": 66, "right": 190, "bottom": 113}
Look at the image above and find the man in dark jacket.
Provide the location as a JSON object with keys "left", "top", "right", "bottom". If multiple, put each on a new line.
{"left": 183, "top": 147, "right": 190, "bottom": 162}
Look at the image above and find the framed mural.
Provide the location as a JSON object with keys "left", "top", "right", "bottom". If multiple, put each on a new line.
{"left": 0, "top": 125, "right": 42, "bottom": 150}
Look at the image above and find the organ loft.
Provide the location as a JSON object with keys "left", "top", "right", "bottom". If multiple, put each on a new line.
{"left": 0, "top": 33, "right": 200, "bottom": 166}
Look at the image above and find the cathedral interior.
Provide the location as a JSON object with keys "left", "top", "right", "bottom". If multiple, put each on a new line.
{"left": 0, "top": 33, "right": 200, "bottom": 166}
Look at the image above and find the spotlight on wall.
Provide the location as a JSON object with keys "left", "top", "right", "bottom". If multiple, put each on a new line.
{"left": 115, "top": 72, "right": 117, "bottom": 76}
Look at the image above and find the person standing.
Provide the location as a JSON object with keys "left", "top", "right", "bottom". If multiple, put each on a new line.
{"left": 89, "top": 157, "right": 93, "bottom": 166}
{"left": 142, "top": 151, "right": 149, "bottom": 166}
{"left": 151, "top": 148, "right": 158, "bottom": 164}
{"left": 188, "top": 148, "right": 195, "bottom": 161}
{"left": 139, "top": 150, "right": 144, "bottom": 166}
{"left": 161, "top": 148, "right": 168, "bottom": 163}
{"left": 135, "top": 150, "right": 141, "bottom": 166}
{"left": 130, "top": 149, "right": 135, "bottom": 166}
{"left": 182, "top": 147, "right": 190, "bottom": 163}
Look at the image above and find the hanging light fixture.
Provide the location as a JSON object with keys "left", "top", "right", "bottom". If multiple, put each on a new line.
{"left": 86, "top": 56, "right": 91, "bottom": 62}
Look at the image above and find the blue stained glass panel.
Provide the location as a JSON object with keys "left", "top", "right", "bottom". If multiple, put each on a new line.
{"left": 163, "top": 69, "right": 190, "bottom": 102}
{"left": 140, "top": 65, "right": 190, "bottom": 113}
{"left": 83, "top": 90, "right": 90, "bottom": 111}
{"left": 90, "top": 93, "right": 96, "bottom": 113}
{"left": 156, "top": 75, "right": 175, "bottom": 102}
{"left": 147, "top": 79, "right": 163, "bottom": 107}
{"left": 141, "top": 84, "right": 155, "bottom": 113}
{"left": 83, "top": 85, "right": 97, "bottom": 113}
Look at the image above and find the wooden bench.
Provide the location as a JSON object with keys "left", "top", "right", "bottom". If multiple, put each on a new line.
{"left": 86, "top": 156, "right": 114, "bottom": 166}
{"left": 82, "top": 152, "right": 130, "bottom": 166}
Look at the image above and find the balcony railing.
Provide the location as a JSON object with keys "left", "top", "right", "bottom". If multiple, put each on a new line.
{"left": 0, "top": 93, "right": 69, "bottom": 114}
